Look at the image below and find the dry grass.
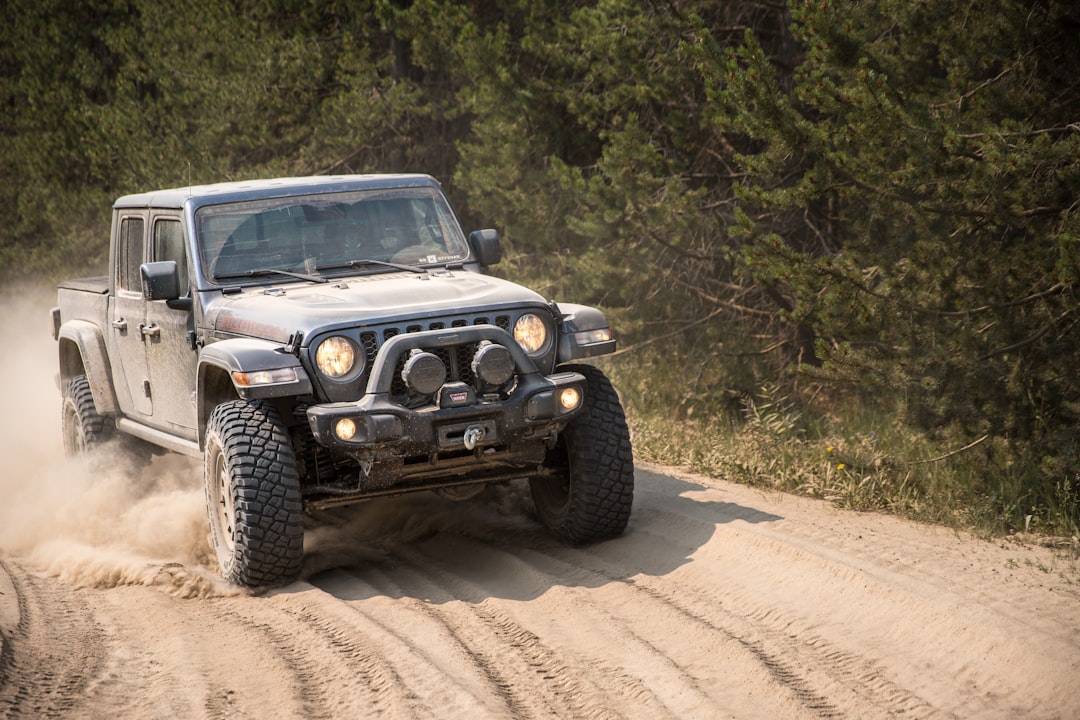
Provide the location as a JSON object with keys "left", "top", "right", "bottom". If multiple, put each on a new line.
{"left": 597, "top": 353, "right": 1080, "bottom": 554}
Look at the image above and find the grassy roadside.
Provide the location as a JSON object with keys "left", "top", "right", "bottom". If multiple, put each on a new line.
{"left": 595, "top": 350, "right": 1080, "bottom": 554}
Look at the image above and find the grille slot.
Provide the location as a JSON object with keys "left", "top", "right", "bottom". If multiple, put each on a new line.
{"left": 360, "top": 331, "right": 379, "bottom": 367}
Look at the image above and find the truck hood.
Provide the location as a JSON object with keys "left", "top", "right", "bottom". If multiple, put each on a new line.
{"left": 206, "top": 271, "right": 549, "bottom": 344}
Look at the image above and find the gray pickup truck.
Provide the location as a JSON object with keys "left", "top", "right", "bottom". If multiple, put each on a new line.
{"left": 52, "top": 174, "right": 634, "bottom": 587}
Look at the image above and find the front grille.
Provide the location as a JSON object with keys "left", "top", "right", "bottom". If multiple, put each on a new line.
{"left": 311, "top": 310, "right": 544, "bottom": 405}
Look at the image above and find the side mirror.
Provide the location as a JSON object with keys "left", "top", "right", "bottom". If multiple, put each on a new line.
{"left": 468, "top": 229, "right": 502, "bottom": 267}
{"left": 141, "top": 261, "right": 181, "bottom": 301}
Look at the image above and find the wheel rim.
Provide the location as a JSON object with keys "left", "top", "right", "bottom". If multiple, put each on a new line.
{"left": 213, "top": 453, "right": 236, "bottom": 554}
{"left": 63, "top": 402, "right": 85, "bottom": 455}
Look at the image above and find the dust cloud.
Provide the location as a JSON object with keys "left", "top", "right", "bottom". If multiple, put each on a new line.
{"left": 0, "top": 284, "right": 234, "bottom": 598}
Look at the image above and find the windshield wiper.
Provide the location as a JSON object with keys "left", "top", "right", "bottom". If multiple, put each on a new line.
{"left": 215, "top": 268, "right": 329, "bottom": 284}
{"left": 314, "top": 258, "right": 428, "bottom": 275}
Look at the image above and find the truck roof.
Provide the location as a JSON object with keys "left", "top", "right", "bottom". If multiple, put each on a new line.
{"left": 113, "top": 174, "right": 441, "bottom": 210}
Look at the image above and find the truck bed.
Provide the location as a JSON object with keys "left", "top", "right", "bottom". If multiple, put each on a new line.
{"left": 58, "top": 276, "right": 109, "bottom": 294}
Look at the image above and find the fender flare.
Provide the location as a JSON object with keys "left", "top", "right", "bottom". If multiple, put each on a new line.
{"left": 556, "top": 303, "right": 617, "bottom": 362}
{"left": 197, "top": 338, "right": 313, "bottom": 445}
{"left": 198, "top": 338, "right": 313, "bottom": 398}
{"left": 57, "top": 320, "right": 119, "bottom": 415}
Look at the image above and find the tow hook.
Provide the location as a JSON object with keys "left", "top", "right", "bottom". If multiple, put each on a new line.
{"left": 463, "top": 425, "right": 486, "bottom": 451}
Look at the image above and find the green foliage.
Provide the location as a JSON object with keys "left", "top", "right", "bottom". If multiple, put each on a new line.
{"left": 0, "top": 0, "right": 458, "bottom": 279}
{"left": 447, "top": 1, "right": 767, "bottom": 349}
{"left": 716, "top": 1, "right": 1080, "bottom": 511}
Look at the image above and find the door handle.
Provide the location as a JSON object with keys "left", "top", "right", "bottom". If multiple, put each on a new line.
{"left": 139, "top": 323, "right": 161, "bottom": 339}
{"left": 112, "top": 318, "right": 128, "bottom": 332}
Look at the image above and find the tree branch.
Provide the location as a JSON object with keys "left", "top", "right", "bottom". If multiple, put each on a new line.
{"left": 906, "top": 434, "right": 990, "bottom": 465}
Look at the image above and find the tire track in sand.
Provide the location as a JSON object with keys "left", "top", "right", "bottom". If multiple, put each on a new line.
{"left": 0, "top": 560, "right": 107, "bottom": 719}
{"left": 390, "top": 533, "right": 843, "bottom": 719}
{"left": 311, "top": 565, "right": 550, "bottom": 719}
{"left": 606, "top": 518, "right": 941, "bottom": 719}
{"left": 347, "top": 549, "right": 639, "bottom": 720}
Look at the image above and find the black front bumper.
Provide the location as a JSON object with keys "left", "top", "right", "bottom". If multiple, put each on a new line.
{"left": 304, "top": 326, "right": 584, "bottom": 496}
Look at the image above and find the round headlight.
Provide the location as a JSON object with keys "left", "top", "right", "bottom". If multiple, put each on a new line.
{"left": 316, "top": 336, "right": 357, "bottom": 379}
{"left": 513, "top": 313, "right": 549, "bottom": 355}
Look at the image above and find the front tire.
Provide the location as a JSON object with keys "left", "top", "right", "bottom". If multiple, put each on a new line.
{"left": 530, "top": 364, "right": 634, "bottom": 544}
{"left": 204, "top": 400, "right": 304, "bottom": 587}
{"left": 61, "top": 375, "right": 110, "bottom": 456}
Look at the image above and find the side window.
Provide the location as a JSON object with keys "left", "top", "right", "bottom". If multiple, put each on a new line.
{"left": 117, "top": 216, "right": 145, "bottom": 293}
{"left": 153, "top": 218, "right": 188, "bottom": 294}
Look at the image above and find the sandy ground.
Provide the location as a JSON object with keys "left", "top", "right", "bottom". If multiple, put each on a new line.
{"left": 2, "top": 288, "right": 1079, "bottom": 719}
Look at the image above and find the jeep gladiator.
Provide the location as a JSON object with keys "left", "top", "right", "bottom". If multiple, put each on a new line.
{"left": 52, "top": 174, "right": 634, "bottom": 587}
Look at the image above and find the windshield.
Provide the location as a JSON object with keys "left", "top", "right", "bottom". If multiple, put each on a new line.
{"left": 196, "top": 187, "right": 470, "bottom": 284}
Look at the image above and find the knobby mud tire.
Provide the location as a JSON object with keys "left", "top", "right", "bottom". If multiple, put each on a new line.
{"left": 61, "top": 375, "right": 111, "bottom": 456}
{"left": 204, "top": 400, "right": 303, "bottom": 588}
{"left": 530, "top": 364, "right": 634, "bottom": 544}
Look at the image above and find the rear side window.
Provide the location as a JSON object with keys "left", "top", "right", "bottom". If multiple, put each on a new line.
{"left": 117, "top": 216, "right": 145, "bottom": 293}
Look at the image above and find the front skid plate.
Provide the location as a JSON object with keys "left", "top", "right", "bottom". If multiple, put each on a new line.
{"left": 302, "top": 464, "right": 559, "bottom": 511}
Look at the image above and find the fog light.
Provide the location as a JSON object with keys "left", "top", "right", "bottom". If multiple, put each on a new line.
{"left": 559, "top": 387, "right": 582, "bottom": 412}
{"left": 335, "top": 418, "right": 357, "bottom": 441}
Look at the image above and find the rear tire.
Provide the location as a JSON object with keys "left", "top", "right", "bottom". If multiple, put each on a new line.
{"left": 530, "top": 364, "right": 634, "bottom": 544}
{"left": 61, "top": 375, "right": 110, "bottom": 456}
{"left": 204, "top": 400, "right": 304, "bottom": 587}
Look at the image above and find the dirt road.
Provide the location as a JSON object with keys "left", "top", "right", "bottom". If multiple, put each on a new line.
{"left": 2, "top": 290, "right": 1079, "bottom": 719}
{"left": 2, "top": 457, "right": 1079, "bottom": 719}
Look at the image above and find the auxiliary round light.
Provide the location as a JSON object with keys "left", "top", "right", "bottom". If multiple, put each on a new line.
{"left": 335, "top": 418, "right": 357, "bottom": 441}
{"left": 559, "top": 386, "right": 582, "bottom": 412}
{"left": 472, "top": 342, "right": 515, "bottom": 387}
{"left": 316, "top": 336, "right": 357, "bottom": 378}
{"left": 402, "top": 350, "right": 447, "bottom": 395}
{"left": 513, "top": 313, "right": 548, "bottom": 355}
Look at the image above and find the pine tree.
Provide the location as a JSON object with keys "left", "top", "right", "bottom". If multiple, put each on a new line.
{"left": 718, "top": 1, "right": 1080, "bottom": 481}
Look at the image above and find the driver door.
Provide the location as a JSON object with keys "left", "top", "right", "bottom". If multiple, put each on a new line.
{"left": 142, "top": 213, "right": 198, "bottom": 436}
